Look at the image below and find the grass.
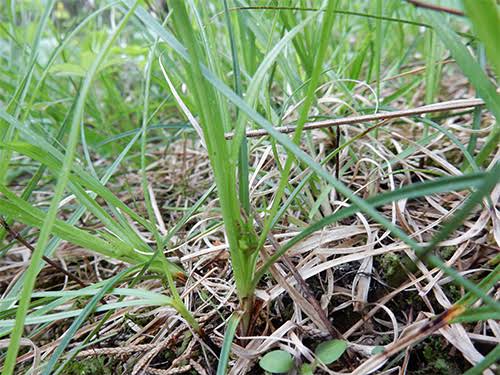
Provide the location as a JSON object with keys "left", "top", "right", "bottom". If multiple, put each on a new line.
{"left": 0, "top": 0, "right": 499, "bottom": 373}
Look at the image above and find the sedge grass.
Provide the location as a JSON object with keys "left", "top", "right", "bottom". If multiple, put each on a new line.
{"left": 0, "top": 1, "right": 499, "bottom": 373}
{"left": 123, "top": 0, "right": 500, "bottom": 369}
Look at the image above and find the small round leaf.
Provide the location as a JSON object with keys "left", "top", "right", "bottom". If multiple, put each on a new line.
{"left": 315, "top": 340, "right": 348, "bottom": 365}
{"left": 259, "top": 350, "right": 294, "bottom": 373}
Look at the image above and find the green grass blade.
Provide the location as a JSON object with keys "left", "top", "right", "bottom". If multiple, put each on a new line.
{"left": 373, "top": 0, "right": 383, "bottom": 101}
{"left": 463, "top": 0, "right": 500, "bottom": 79}
{"left": 463, "top": 46, "right": 484, "bottom": 172}
{"left": 451, "top": 306, "right": 500, "bottom": 324}
{"left": 457, "top": 263, "right": 500, "bottom": 307}
{"left": 0, "top": 297, "right": 172, "bottom": 329}
{"left": 216, "top": 312, "right": 242, "bottom": 375}
{"left": 420, "top": 118, "right": 479, "bottom": 172}
{"left": 223, "top": 0, "right": 249, "bottom": 214}
{"left": 462, "top": 345, "right": 500, "bottom": 375}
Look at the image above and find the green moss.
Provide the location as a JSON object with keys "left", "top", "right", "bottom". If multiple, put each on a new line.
{"left": 412, "top": 337, "right": 462, "bottom": 375}
{"left": 443, "top": 284, "right": 462, "bottom": 302}
{"left": 380, "top": 253, "right": 400, "bottom": 278}
{"left": 439, "top": 246, "right": 456, "bottom": 260}
{"left": 62, "top": 356, "right": 120, "bottom": 375}
{"left": 380, "top": 253, "right": 408, "bottom": 286}
{"left": 124, "top": 312, "right": 151, "bottom": 327}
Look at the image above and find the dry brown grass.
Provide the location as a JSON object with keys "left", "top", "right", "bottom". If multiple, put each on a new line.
{"left": 1, "top": 72, "right": 498, "bottom": 375}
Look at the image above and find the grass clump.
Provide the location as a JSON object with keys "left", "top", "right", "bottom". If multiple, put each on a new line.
{"left": 0, "top": 1, "right": 499, "bottom": 374}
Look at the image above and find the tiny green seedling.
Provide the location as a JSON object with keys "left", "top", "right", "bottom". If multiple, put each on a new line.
{"left": 259, "top": 340, "right": 348, "bottom": 374}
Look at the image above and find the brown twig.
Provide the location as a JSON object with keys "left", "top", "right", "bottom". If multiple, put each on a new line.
{"left": 224, "top": 98, "right": 484, "bottom": 139}
{"left": 334, "top": 125, "right": 340, "bottom": 178}
{"left": 406, "top": 0, "right": 465, "bottom": 16}
{"left": 0, "top": 216, "right": 88, "bottom": 288}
